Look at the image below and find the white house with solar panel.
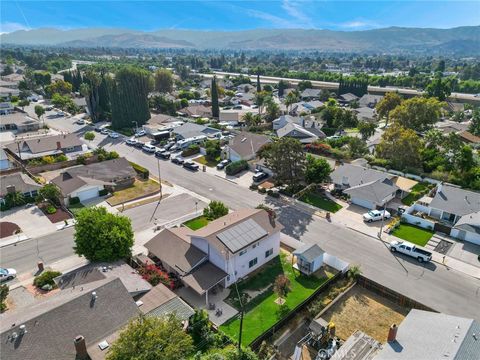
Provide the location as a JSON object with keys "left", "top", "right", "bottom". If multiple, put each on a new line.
{"left": 145, "top": 208, "right": 283, "bottom": 304}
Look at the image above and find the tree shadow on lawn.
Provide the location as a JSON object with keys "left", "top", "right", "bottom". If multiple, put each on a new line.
{"left": 265, "top": 197, "right": 314, "bottom": 240}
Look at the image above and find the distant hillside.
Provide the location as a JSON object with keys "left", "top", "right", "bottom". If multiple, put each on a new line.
{"left": 1, "top": 26, "right": 479, "bottom": 54}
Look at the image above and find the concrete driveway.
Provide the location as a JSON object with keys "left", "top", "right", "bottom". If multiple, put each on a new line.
{"left": 0, "top": 206, "right": 57, "bottom": 239}
{"left": 205, "top": 166, "right": 254, "bottom": 188}
{"left": 333, "top": 203, "right": 391, "bottom": 238}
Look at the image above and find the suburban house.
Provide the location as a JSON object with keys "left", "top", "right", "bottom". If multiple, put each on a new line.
{"left": 0, "top": 172, "right": 42, "bottom": 204}
{"left": 173, "top": 122, "right": 221, "bottom": 141}
{"left": 300, "top": 88, "right": 321, "bottom": 100}
{"left": 354, "top": 106, "right": 377, "bottom": 122}
{"left": 358, "top": 94, "right": 383, "bottom": 108}
{"left": 292, "top": 244, "right": 324, "bottom": 275}
{"left": 145, "top": 208, "right": 283, "bottom": 304}
{"left": 178, "top": 105, "right": 212, "bottom": 119}
{"left": 402, "top": 184, "right": 480, "bottom": 245}
{"left": 142, "top": 113, "right": 182, "bottom": 137}
{"left": 458, "top": 130, "right": 480, "bottom": 146}
{"left": 0, "top": 102, "right": 14, "bottom": 115}
{"left": 289, "top": 100, "right": 324, "bottom": 116}
{"left": 219, "top": 108, "right": 256, "bottom": 125}
{"left": 0, "top": 264, "right": 193, "bottom": 360}
{"left": 0, "top": 148, "right": 12, "bottom": 170}
{"left": 50, "top": 157, "right": 136, "bottom": 205}
{"left": 330, "top": 163, "right": 418, "bottom": 209}
{"left": 375, "top": 309, "right": 480, "bottom": 360}
{"left": 5, "top": 133, "right": 86, "bottom": 161}
{"left": 338, "top": 93, "right": 359, "bottom": 105}
{"left": 273, "top": 115, "right": 326, "bottom": 143}
{"left": 224, "top": 131, "right": 270, "bottom": 162}
{"left": 0, "top": 112, "right": 40, "bottom": 133}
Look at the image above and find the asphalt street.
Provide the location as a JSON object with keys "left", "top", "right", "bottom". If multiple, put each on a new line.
{"left": 2, "top": 115, "right": 479, "bottom": 320}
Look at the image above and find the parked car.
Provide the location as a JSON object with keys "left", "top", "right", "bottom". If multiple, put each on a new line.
{"left": 101, "top": 128, "right": 110, "bottom": 135}
{"left": 164, "top": 141, "right": 176, "bottom": 150}
{"left": 183, "top": 161, "right": 199, "bottom": 171}
{"left": 252, "top": 171, "right": 268, "bottom": 183}
{"left": 94, "top": 126, "right": 103, "bottom": 132}
{"left": 0, "top": 268, "right": 17, "bottom": 282}
{"left": 135, "top": 130, "right": 146, "bottom": 137}
{"left": 45, "top": 105, "right": 54, "bottom": 111}
{"left": 142, "top": 144, "right": 157, "bottom": 153}
{"left": 134, "top": 141, "right": 145, "bottom": 149}
{"left": 156, "top": 151, "right": 171, "bottom": 159}
{"left": 76, "top": 119, "right": 85, "bottom": 125}
{"left": 109, "top": 132, "right": 120, "bottom": 139}
{"left": 216, "top": 159, "right": 231, "bottom": 170}
{"left": 126, "top": 138, "right": 137, "bottom": 146}
{"left": 171, "top": 157, "right": 184, "bottom": 165}
{"left": 362, "top": 210, "right": 391, "bottom": 223}
{"left": 326, "top": 135, "right": 341, "bottom": 140}
{"left": 388, "top": 240, "right": 432, "bottom": 263}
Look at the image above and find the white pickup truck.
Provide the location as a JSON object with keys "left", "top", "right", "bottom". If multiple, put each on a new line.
{"left": 388, "top": 240, "right": 432, "bottom": 263}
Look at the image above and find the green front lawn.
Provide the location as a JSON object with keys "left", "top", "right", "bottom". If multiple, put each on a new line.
{"left": 220, "top": 253, "right": 333, "bottom": 345}
{"left": 68, "top": 203, "right": 85, "bottom": 217}
{"left": 401, "top": 182, "right": 432, "bottom": 206}
{"left": 391, "top": 223, "right": 434, "bottom": 247}
{"left": 299, "top": 192, "right": 343, "bottom": 213}
{"left": 183, "top": 216, "right": 209, "bottom": 230}
{"left": 194, "top": 155, "right": 220, "bottom": 167}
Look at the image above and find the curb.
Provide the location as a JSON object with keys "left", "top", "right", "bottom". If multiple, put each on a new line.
{"left": 0, "top": 234, "right": 30, "bottom": 248}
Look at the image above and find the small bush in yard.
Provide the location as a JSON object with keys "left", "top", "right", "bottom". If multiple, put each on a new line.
{"left": 99, "top": 188, "right": 109, "bottom": 196}
{"left": 69, "top": 196, "right": 80, "bottom": 205}
{"left": 225, "top": 160, "right": 248, "bottom": 175}
{"left": 138, "top": 264, "right": 174, "bottom": 289}
{"left": 259, "top": 187, "right": 267, "bottom": 194}
{"left": 46, "top": 205, "right": 57, "bottom": 214}
{"left": 34, "top": 271, "right": 62, "bottom": 289}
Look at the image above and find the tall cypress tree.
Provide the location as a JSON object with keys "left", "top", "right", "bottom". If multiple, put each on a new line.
{"left": 211, "top": 76, "right": 219, "bottom": 118}
{"left": 256, "top": 74, "right": 261, "bottom": 92}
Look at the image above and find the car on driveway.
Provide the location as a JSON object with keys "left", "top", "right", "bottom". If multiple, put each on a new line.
{"left": 216, "top": 159, "right": 231, "bottom": 170}
{"left": 362, "top": 209, "right": 391, "bottom": 223}
{"left": 0, "top": 268, "right": 17, "bottom": 282}
{"left": 76, "top": 119, "right": 85, "bottom": 125}
{"left": 155, "top": 150, "right": 171, "bottom": 159}
{"left": 135, "top": 130, "right": 146, "bottom": 137}
{"left": 252, "top": 171, "right": 268, "bottom": 183}
{"left": 142, "top": 144, "right": 157, "bottom": 153}
{"left": 126, "top": 138, "right": 137, "bottom": 146}
{"left": 101, "top": 128, "right": 110, "bottom": 135}
{"left": 134, "top": 141, "right": 145, "bottom": 149}
{"left": 171, "top": 157, "right": 184, "bottom": 165}
{"left": 183, "top": 161, "right": 199, "bottom": 171}
{"left": 109, "top": 132, "right": 120, "bottom": 139}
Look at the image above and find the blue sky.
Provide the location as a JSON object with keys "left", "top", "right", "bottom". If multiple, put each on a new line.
{"left": 1, "top": 1, "right": 479, "bottom": 33}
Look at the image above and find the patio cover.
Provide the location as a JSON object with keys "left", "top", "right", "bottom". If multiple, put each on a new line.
{"left": 182, "top": 262, "right": 228, "bottom": 295}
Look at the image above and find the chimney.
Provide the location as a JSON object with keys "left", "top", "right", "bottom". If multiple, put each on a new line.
{"left": 74, "top": 335, "right": 88, "bottom": 360}
{"left": 6, "top": 185, "right": 16, "bottom": 194}
{"left": 437, "top": 183, "right": 443, "bottom": 194}
{"left": 56, "top": 141, "right": 61, "bottom": 150}
{"left": 387, "top": 324, "right": 398, "bottom": 342}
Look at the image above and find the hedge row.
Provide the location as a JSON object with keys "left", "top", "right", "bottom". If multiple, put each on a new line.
{"left": 181, "top": 144, "right": 200, "bottom": 157}
{"left": 129, "top": 161, "right": 149, "bottom": 179}
{"left": 225, "top": 160, "right": 248, "bottom": 175}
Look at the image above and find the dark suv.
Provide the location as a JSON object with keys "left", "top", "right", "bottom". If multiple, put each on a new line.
{"left": 183, "top": 161, "right": 199, "bottom": 171}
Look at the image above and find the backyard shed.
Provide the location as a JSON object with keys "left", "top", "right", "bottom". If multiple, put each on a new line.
{"left": 293, "top": 244, "right": 324, "bottom": 275}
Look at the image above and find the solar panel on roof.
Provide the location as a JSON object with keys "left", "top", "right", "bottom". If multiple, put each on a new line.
{"left": 217, "top": 218, "right": 268, "bottom": 253}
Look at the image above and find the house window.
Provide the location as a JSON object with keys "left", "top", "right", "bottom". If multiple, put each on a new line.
{"left": 239, "top": 249, "right": 247, "bottom": 256}
{"left": 265, "top": 248, "right": 273, "bottom": 258}
{"left": 248, "top": 258, "right": 258, "bottom": 268}
{"left": 65, "top": 147, "right": 75, "bottom": 152}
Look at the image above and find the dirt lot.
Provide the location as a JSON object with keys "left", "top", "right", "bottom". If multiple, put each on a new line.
{"left": 107, "top": 179, "right": 160, "bottom": 206}
{"left": 321, "top": 285, "right": 408, "bottom": 343}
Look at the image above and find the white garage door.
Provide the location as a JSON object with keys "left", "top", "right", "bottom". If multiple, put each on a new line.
{"left": 77, "top": 187, "right": 99, "bottom": 202}
{"left": 352, "top": 197, "right": 375, "bottom": 209}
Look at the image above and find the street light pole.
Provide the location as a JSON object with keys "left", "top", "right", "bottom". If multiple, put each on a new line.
{"left": 379, "top": 199, "right": 388, "bottom": 239}
{"left": 132, "top": 121, "right": 138, "bottom": 135}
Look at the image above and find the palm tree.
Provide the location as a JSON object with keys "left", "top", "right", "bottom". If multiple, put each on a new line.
{"left": 347, "top": 265, "right": 362, "bottom": 280}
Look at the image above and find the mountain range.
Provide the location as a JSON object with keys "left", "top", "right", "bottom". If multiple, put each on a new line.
{"left": 1, "top": 26, "right": 479, "bottom": 54}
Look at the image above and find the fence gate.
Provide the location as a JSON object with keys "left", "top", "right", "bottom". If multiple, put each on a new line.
{"left": 433, "top": 223, "right": 451, "bottom": 235}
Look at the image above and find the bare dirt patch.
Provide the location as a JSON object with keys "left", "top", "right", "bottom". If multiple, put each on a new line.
{"left": 41, "top": 207, "right": 71, "bottom": 223}
{"left": 0, "top": 222, "right": 21, "bottom": 238}
{"left": 321, "top": 285, "right": 408, "bottom": 343}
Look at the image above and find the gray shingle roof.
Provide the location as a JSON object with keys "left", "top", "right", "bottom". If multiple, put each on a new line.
{"left": 0, "top": 172, "right": 42, "bottom": 196}
{"left": 146, "top": 297, "right": 194, "bottom": 321}
{"left": 375, "top": 309, "right": 480, "bottom": 360}
{"left": 0, "top": 278, "right": 139, "bottom": 360}
{"left": 454, "top": 211, "right": 480, "bottom": 234}
{"left": 344, "top": 178, "right": 398, "bottom": 204}
{"left": 430, "top": 185, "right": 480, "bottom": 216}
{"left": 0, "top": 112, "right": 39, "bottom": 127}
{"left": 182, "top": 261, "right": 228, "bottom": 295}
{"left": 228, "top": 131, "right": 270, "bottom": 160}
{"left": 6, "top": 133, "right": 82, "bottom": 155}
{"left": 293, "top": 244, "right": 324, "bottom": 263}
{"left": 301, "top": 88, "right": 321, "bottom": 98}
{"left": 330, "top": 163, "right": 392, "bottom": 188}
{"left": 173, "top": 122, "right": 219, "bottom": 139}
{"left": 359, "top": 94, "right": 383, "bottom": 108}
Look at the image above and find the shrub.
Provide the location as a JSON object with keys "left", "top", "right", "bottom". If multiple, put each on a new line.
{"left": 55, "top": 154, "right": 68, "bottom": 163}
{"left": 69, "top": 196, "right": 80, "bottom": 205}
{"left": 249, "top": 184, "right": 258, "bottom": 191}
{"left": 99, "top": 188, "right": 108, "bottom": 196}
{"left": 46, "top": 205, "right": 57, "bottom": 214}
{"left": 181, "top": 144, "right": 200, "bottom": 157}
{"left": 0, "top": 284, "right": 8, "bottom": 312}
{"left": 129, "top": 161, "right": 149, "bottom": 179}
{"left": 258, "top": 187, "right": 267, "bottom": 194}
{"left": 33, "top": 271, "right": 62, "bottom": 289}
{"left": 267, "top": 190, "right": 280, "bottom": 198}
{"left": 76, "top": 155, "right": 87, "bottom": 165}
{"left": 138, "top": 264, "right": 174, "bottom": 289}
{"left": 225, "top": 160, "right": 248, "bottom": 175}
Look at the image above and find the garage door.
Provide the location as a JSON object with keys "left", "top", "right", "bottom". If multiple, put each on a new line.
{"left": 351, "top": 197, "right": 374, "bottom": 209}
{"left": 77, "top": 187, "right": 99, "bottom": 202}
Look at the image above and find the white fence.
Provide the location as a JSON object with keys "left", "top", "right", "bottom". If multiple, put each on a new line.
{"left": 323, "top": 253, "right": 350, "bottom": 274}
{"left": 401, "top": 213, "right": 435, "bottom": 230}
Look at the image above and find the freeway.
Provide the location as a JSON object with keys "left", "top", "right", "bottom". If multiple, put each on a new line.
{"left": 199, "top": 71, "right": 480, "bottom": 104}
{"left": 2, "top": 118, "right": 479, "bottom": 320}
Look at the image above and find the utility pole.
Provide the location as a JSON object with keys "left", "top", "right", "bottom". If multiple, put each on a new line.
{"left": 157, "top": 157, "right": 162, "bottom": 203}
{"left": 238, "top": 309, "right": 244, "bottom": 356}
{"left": 132, "top": 121, "right": 138, "bottom": 135}
{"left": 378, "top": 199, "right": 388, "bottom": 239}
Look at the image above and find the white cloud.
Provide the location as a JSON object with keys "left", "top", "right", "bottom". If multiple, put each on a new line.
{"left": 340, "top": 20, "right": 381, "bottom": 30}
{"left": 0, "top": 22, "right": 29, "bottom": 34}
{"left": 242, "top": 0, "right": 315, "bottom": 29}
{"left": 281, "top": 0, "right": 314, "bottom": 28}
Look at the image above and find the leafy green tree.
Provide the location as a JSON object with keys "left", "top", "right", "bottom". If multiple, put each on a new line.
{"left": 376, "top": 124, "right": 422, "bottom": 170}
{"left": 34, "top": 105, "right": 45, "bottom": 125}
{"left": 205, "top": 140, "right": 221, "bottom": 160}
{"left": 256, "top": 74, "right": 261, "bottom": 92}
{"left": 242, "top": 112, "right": 261, "bottom": 127}
{"left": 305, "top": 155, "right": 331, "bottom": 184}
{"left": 109, "top": 66, "right": 151, "bottom": 129}
{"left": 261, "top": 138, "right": 305, "bottom": 187}
{"left": 154, "top": 68, "right": 174, "bottom": 93}
{"left": 390, "top": 97, "right": 444, "bottom": 132}
{"left": 254, "top": 91, "right": 269, "bottom": 115}
{"left": 285, "top": 90, "right": 299, "bottom": 113}
{"left": 278, "top": 80, "right": 289, "bottom": 97}
{"left": 203, "top": 201, "right": 229, "bottom": 220}
{"left": 33, "top": 71, "right": 51, "bottom": 91}
{"left": 211, "top": 76, "right": 219, "bottom": 118}
{"left": 37, "top": 184, "right": 62, "bottom": 205}
{"left": 81, "top": 69, "right": 104, "bottom": 122}
{"left": 4, "top": 191, "right": 25, "bottom": 208}
{"left": 274, "top": 274, "right": 291, "bottom": 300}
{"left": 469, "top": 109, "right": 480, "bottom": 136}
{"left": 357, "top": 121, "right": 376, "bottom": 140}
{"left": 18, "top": 99, "right": 30, "bottom": 110}
{"left": 45, "top": 80, "right": 73, "bottom": 97}
{"left": 347, "top": 137, "right": 368, "bottom": 158}
{"left": 188, "top": 309, "right": 210, "bottom": 347}
{"left": 74, "top": 207, "right": 134, "bottom": 262}
{"left": 106, "top": 315, "right": 193, "bottom": 360}
{"left": 264, "top": 97, "right": 280, "bottom": 122}
{"left": 425, "top": 73, "right": 451, "bottom": 101}
{"left": 375, "top": 92, "right": 402, "bottom": 127}
{"left": 84, "top": 131, "right": 95, "bottom": 141}
{"left": 201, "top": 345, "right": 258, "bottom": 360}
{"left": 456, "top": 145, "right": 474, "bottom": 173}
{"left": 297, "top": 80, "right": 312, "bottom": 91}
{"left": 0, "top": 284, "right": 9, "bottom": 312}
